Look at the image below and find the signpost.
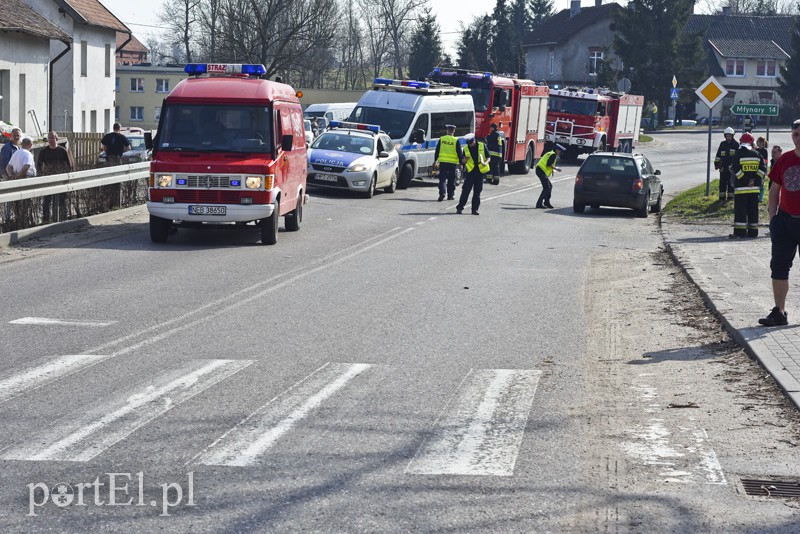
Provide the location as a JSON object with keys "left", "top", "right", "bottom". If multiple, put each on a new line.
{"left": 730, "top": 103, "right": 780, "bottom": 142}
{"left": 695, "top": 76, "right": 728, "bottom": 196}
{"left": 670, "top": 76, "right": 678, "bottom": 128}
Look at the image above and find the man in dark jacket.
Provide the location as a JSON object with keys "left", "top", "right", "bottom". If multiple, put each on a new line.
{"left": 715, "top": 127, "right": 738, "bottom": 202}
{"left": 485, "top": 123, "right": 504, "bottom": 185}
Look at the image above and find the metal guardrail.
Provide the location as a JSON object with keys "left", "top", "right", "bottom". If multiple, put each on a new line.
{"left": 0, "top": 162, "right": 149, "bottom": 204}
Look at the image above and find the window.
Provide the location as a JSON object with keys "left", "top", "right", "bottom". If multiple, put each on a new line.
{"left": 589, "top": 49, "right": 604, "bottom": 75}
{"left": 725, "top": 58, "right": 745, "bottom": 77}
{"left": 115, "top": 77, "right": 120, "bottom": 92}
{"left": 548, "top": 50, "right": 555, "bottom": 76}
{"left": 115, "top": 106, "right": 120, "bottom": 121}
{"left": 431, "top": 111, "right": 472, "bottom": 138}
{"left": 105, "top": 44, "right": 111, "bottom": 77}
{"left": 757, "top": 60, "right": 776, "bottom": 77}
{"left": 154, "top": 106, "right": 161, "bottom": 121}
{"left": 80, "top": 41, "right": 87, "bottom": 77}
{"left": 130, "top": 106, "right": 144, "bottom": 121}
{"left": 130, "top": 78, "right": 144, "bottom": 92}
{"left": 156, "top": 79, "right": 170, "bottom": 93}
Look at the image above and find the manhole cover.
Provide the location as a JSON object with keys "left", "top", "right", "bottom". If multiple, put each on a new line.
{"left": 740, "top": 478, "right": 800, "bottom": 498}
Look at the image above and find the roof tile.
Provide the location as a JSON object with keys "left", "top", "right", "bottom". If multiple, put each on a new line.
{"left": 0, "top": 0, "right": 71, "bottom": 41}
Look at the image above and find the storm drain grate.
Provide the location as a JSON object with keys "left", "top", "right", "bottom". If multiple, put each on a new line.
{"left": 741, "top": 478, "right": 800, "bottom": 498}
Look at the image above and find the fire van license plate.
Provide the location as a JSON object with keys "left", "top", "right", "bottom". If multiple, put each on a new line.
{"left": 315, "top": 174, "right": 338, "bottom": 182}
{"left": 189, "top": 205, "right": 226, "bottom": 216}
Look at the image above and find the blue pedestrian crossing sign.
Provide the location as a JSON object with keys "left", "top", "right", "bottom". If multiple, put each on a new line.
{"left": 670, "top": 88, "right": 679, "bottom": 100}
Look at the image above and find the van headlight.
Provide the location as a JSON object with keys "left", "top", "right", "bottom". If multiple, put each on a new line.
{"left": 346, "top": 163, "right": 369, "bottom": 173}
{"left": 245, "top": 176, "right": 262, "bottom": 189}
{"left": 157, "top": 174, "right": 173, "bottom": 187}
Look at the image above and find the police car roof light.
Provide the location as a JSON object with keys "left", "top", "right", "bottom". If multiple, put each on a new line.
{"left": 433, "top": 67, "right": 441, "bottom": 74}
{"left": 401, "top": 80, "right": 430, "bottom": 89}
{"left": 483, "top": 72, "right": 492, "bottom": 78}
{"left": 374, "top": 77, "right": 395, "bottom": 85}
{"left": 461, "top": 82, "right": 468, "bottom": 89}
{"left": 329, "top": 120, "right": 380, "bottom": 133}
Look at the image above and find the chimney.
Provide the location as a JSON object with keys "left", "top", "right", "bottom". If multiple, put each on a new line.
{"left": 722, "top": 6, "right": 731, "bottom": 15}
{"left": 571, "top": 0, "right": 581, "bottom": 18}
{"left": 596, "top": 0, "right": 602, "bottom": 6}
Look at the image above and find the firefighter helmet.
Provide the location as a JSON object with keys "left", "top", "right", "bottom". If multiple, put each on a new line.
{"left": 739, "top": 132, "right": 755, "bottom": 146}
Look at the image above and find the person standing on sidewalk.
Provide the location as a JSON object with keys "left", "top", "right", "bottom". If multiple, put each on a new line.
{"left": 728, "top": 132, "right": 765, "bottom": 238}
{"left": 759, "top": 119, "right": 800, "bottom": 327}
{"left": 715, "top": 127, "right": 738, "bottom": 202}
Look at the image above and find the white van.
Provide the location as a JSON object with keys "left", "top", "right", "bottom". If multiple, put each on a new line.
{"left": 304, "top": 102, "right": 357, "bottom": 123}
{"left": 348, "top": 79, "right": 474, "bottom": 189}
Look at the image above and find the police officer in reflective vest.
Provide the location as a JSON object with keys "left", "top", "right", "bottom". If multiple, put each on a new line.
{"left": 456, "top": 133, "right": 490, "bottom": 215}
{"left": 485, "top": 123, "right": 504, "bottom": 185}
{"left": 729, "top": 132, "right": 766, "bottom": 238}
{"left": 715, "top": 127, "right": 739, "bottom": 202}
{"left": 434, "top": 124, "right": 463, "bottom": 201}
{"left": 535, "top": 144, "right": 564, "bottom": 209}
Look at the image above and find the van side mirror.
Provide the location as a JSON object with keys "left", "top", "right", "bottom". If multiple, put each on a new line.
{"left": 379, "top": 151, "right": 389, "bottom": 158}
{"left": 655, "top": 169, "right": 661, "bottom": 175}
{"left": 281, "top": 134, "right": 293, "bottom": 151}
{"left": 144, "top": 132, "right": 153, "bottom": 150}
{"left": 413, "top": 129, "right": 425, "bottom": 144}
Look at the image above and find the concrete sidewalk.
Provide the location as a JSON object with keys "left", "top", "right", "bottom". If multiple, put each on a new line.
{"left": 662, "top": 217, "right": 800, "bottom": 409}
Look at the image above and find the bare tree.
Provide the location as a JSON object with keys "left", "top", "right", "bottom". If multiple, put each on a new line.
{"left": 195, "top": 0, "right": 223, "bottom": 61}
{"left": 357, "top": 0, "right": 390, "bottom": 79}
{"left": 377, "top": 0, "right": 429, "bottom": 79}
{"left": 696, "top": 0, "right": 798, "bottom": 13}
{"left": 337, "top": 3, "right": 367, "bottom": 89}
{"left": 159, "top": 0, "right": 201, "bottom": 63}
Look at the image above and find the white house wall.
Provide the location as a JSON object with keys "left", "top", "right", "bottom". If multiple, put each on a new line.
{"left": 0, "top": 33, "right": 51, "bottom": 135}
{"left": 24, "top": 0, "right": 117, "bottom": 133}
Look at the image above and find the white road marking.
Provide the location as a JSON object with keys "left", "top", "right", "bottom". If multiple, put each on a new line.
{"left": 2, "top": 359, "right": 252, "bottom": 462}
{"left": 0, "top": 354, "right": 111, "bottom": 404}
{"left": 406, "top": 369, "right": 542, "bottom": 476}
{"left": 9, "top": 317, "right": 115, "bottom": 327}
{"left": 193, "top": 362, "right": 372, "bottom": 467}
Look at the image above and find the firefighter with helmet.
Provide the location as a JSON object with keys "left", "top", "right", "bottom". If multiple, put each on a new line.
{"left": 485, "top": 123, "right": 504, "bottom": 185}
{"left": 729, "top": 132, "right": 766, "bottom": 238}
{"left": 715, "top": 127, "right": 739, "bottom": 202}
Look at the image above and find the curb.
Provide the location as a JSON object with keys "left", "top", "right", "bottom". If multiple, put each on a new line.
{"left": 0, "top": 204, "right": 146, "bottom": 247}
{"left": 659, "top": 214, "right": 800, "bottom": 410}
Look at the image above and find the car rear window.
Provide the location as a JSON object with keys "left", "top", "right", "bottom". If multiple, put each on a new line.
{"left": 581, "top": 156, "right": 639, "bottom": 177}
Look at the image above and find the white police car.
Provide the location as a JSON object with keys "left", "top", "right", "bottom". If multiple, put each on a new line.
{"left": 307, "top": 121, "right": 399, "bottom": 197}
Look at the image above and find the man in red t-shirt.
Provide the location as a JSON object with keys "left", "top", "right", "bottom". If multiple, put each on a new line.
{"left": 759, "top": 119, "right": 800, "bottom": 326}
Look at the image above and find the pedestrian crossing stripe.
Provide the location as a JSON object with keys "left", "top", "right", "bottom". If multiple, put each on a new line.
{"left": 192, "top": 362, "right": 372, "bottom": 467}
{"left": 1, "top": 359, "right": 253, "bottom": 462}
{"left": 0, "top": 354, "right": 112, "bottom": 405}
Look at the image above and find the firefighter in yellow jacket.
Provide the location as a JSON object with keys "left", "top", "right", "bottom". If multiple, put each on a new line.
{"left": 456, "top": 133, "right": 490, "bottom": 215}
{"left": 729, "top": 132, "right": 766, "bottom": 238}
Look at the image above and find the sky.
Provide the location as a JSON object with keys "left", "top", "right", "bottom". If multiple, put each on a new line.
{"left": 100, "top": 0, "right": 645, "bottom": 56}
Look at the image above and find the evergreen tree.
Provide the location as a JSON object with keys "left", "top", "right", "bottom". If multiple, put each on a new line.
{"left": 457, "top": 15, "right": 493, "bottom": 70}
{"left": 490, "top": 0, "right": 517, "bottom": 74}
{"left": 527, "top": 0, "right": 554, "bottom": 30}
{"left": 777, "top": 15, "right": 800, "bottom": 117}
{"left": 613, "top": 0, "right": 705, "bottom": 122}
{"left": 510, "top": 0, "right": 529, "bottom": 77}
{"left": 408, "top": 9, "right": 445, "bottom": 80}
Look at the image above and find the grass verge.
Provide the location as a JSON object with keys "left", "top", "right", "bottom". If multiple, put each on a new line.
{"left": 639, "top": 134, "right": 653, "bottom": 143}
{"left": 664, "top": 179, "right": 770, "bottom": 222}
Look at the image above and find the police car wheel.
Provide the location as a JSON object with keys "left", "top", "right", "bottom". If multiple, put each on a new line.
{"left": 384, "top": 170, "right": 397, "bottom": 193}
{"left": 261, "top": 200, "right": 279, "bottom": 245}
{"left": 363, "top": 175, "right": 376, "bottom": 198}
{"left": 398, "top": 164, "right": 414, "bottom": 189}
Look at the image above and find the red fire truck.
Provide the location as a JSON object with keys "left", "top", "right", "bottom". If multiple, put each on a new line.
{"left": 544, "top": 88, "right": 644, "bottom": 159}
{"left": 145, "top": 63, "right": 307, "bottom": 245}
{"left": 428, "top": 68, "right": 550, "bottom": 173}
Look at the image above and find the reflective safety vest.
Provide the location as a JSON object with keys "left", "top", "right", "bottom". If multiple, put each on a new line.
{"left": 486, "top": 131, "right": 503, "bottom": 158}
{"left": 465, "top": 142, "right": 490, "bottom": 174}
{"left": 537, "top": 150, "right": 558, "bottom": 177}
{"left": 438, "top": 135, "right": 460, "bottom": 164}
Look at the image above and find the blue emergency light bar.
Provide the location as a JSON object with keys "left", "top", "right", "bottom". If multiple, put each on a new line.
{"left": 372, "top": 77, "right": 430, "bottom": 89}
{"left": 184, "top": 63, "right": 267, "bottom": 76}
{"left": 329, "top": 121, "right": 380, "bottom": 133}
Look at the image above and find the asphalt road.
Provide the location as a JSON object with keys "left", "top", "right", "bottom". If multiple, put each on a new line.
{"left": 1, "top": 131, "right": 798, "bottom": 532}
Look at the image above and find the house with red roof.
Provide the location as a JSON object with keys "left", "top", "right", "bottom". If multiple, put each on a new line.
{"left": 0, "top": 0, "right": 71, "bottom": 136}
{"left": 22, "top": 0, "right": 131, "bottom": 132}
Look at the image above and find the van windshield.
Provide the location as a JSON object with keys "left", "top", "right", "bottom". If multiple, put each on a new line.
{"left": 548, "top": 97, "right": 597, "bottom": 117}
{"left": 347, "top": 106, "right": 415, "bottom": 140}
{"left": 156, "top": 104, "right": 272, "bottom": 153}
